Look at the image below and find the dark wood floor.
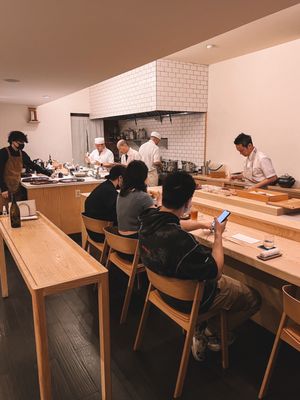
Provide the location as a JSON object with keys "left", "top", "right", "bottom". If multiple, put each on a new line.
{"left": 0, "top": 237, "right": 299, "bottom": 400}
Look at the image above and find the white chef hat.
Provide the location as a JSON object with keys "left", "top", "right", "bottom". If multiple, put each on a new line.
{"left": 150, "top": 131, "right": 161, "bottom": 140}
{"left": 95, "top": 137, "right": 105, "bottom": 144}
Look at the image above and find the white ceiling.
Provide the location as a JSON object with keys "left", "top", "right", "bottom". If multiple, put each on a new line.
{"left": 166, "top": 3, "right": 300, "bottom": 65}
{"left": 0, "top": 0, "right": 299, "bottom": 106}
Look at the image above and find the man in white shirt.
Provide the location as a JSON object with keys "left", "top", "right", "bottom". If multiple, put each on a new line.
{"left": 232, "top": 133, "right": 277, "bottom": 189}
{"left": 139, "top": 131, "right": 162, "bottom": 187}
{"left": 117, "top": 139, "right": 141, "bottom": 165}
{"left": 85, "top": 137, "right": 114, "bottom": 168}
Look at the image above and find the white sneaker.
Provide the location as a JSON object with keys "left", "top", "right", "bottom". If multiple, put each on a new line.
{"left": 191, "top": 330, "right": 208, "bottom": 361}
{"left": 204, "top": 327, "right": 236, "bottom": 352}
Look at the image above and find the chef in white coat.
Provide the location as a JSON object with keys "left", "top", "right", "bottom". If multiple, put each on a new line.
{"left": 86, "top": 137, "right": 114, "bottom": 168}
{"left": 232, "top": 133, "right": 277, "bottom": 189}
{"left": 139, "top": 131, "right": 162, "bottom": 187}
{"left": 117, "top": 139, "right": 141, "bottom": 165}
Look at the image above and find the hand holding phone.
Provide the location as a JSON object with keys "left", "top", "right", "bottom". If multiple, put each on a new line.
{"left": 211, "top": 210, "right": 231, "bottom": 231}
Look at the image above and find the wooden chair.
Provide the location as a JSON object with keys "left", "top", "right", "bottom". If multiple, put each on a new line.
{"left": 81, "top": 213, "right": 112, "bottom": 264}
{"left": 104, "top": 226, "right": 144, "bottom": 324}
{"left": 259, "top": 284, "right": 300, "bottom": 399}
{"left": 134, "top": 268, "right": 229, "bottom": 398}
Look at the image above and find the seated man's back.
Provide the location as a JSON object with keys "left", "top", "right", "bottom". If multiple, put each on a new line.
{"left": 84, "top": 165, "right": 126, "bottom": 241}
{"left": 139, "top": 208, "right": 218, "bottom": 311}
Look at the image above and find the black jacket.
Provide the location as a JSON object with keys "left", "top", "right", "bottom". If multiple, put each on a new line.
{"left": 139, "top": 208, "right": 218, "bottom": 312}
{"left": 84, "top": 180, "right": 119, "bottom": 243}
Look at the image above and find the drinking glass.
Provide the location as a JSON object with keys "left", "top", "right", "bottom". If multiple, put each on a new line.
{"left": 263, "top": 234, "right": 275, "bottom": 249}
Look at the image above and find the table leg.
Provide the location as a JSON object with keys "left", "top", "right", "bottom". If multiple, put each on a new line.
{"left": 0, "top": 236, "right": 8, "bottom": 298}
{"left": 81, "top": 221, "right": 88, "bottom": 249}
{"left": 98, "top": 273, "right": 112, "bottom": 400}
{"left": 32, "top": 290, "right": 52, "bottom": 400}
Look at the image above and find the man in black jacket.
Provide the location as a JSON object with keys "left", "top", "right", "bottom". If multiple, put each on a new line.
{"left": 84, "top": 165, "right": 126, "bottom": 242}
{"left": 139, "top": 171, "right": 261, "bottom": 361}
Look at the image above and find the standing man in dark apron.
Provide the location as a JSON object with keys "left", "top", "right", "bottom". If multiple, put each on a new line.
{"left": 0, "top": 131, "right": 51, "bottom": 209}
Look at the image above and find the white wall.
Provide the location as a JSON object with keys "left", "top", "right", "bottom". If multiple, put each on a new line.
{"left": 207, "top": 39, "right": 300, "bottom": 184}
{"left": 0, "top": 88, "right": 90, "bottom": 162}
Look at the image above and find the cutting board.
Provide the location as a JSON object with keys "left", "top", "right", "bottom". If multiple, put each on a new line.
{"left": 236, "top": 189, "right": 289, "bottom": 203}
{"left": 268, "top": 198, "right": 300, "bottom": 210}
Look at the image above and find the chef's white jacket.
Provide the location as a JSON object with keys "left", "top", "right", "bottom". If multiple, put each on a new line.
{"left": 120, "top": 147, "right": 141, "bottom": 165}
{"left": 243, "top": 147, "right": 276, "bottom": 183}
{"left": 139, "top": 140, "right": 160, "bottom": 172}
{"left": 89, "top": 147, "right": 114, "bottom": 164}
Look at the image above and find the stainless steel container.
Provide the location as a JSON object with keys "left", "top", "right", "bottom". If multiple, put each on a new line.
{"left": 161, "top": 159, "right": 178, "bottom": 173}
{"left": 182, "top": 161, "right": 196, "bottom": 173}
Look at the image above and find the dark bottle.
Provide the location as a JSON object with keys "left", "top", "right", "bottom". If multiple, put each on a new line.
{"left": 10, "top": 194, "right": 21, "bottom": 228}
{"left": 48, "top": 154, "right": 52, "bottom": 165}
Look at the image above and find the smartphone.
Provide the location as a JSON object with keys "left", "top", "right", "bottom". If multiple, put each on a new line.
{"left": 217, "top": 210, "right": 231, "bottom": 223}
{"left": 211, "top": 210, "right": 231, "bottom": 230}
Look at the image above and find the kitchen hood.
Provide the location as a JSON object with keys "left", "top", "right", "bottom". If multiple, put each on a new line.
{"left": 102, "top": 110, "right": 196, "bottom": 122}
{"left": 89, "top": 60, "right": 208, "bottom": 120}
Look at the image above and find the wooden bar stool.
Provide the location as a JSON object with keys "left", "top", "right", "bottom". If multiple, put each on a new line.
{"left": 81, "top": 213, "right": 112, "bottom": 264}
{"left": 133, "top": 268, "right": 229, "bottom": 398}
{"left": 104, "top": 226, "right": 144, "bottom": 323}
{"left": 259, "top": 284, "right": 300, "bottom": 399}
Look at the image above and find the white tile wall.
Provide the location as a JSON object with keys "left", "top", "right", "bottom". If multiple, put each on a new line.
{"left": 90, "top": 62, "right": 157, "bottom": 119}
{"left": 119, "top": 113, "right": 206, "bottom": 167}
{"left": 90, "top": 60, "right": 208, "bottom": 119}
{"left": 156, "top": 60, "right": 208, "bottom": 112}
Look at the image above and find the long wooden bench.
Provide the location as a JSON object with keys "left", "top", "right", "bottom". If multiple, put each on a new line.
{"left": 0, "top": 213, "right": 111, "bottom": 400}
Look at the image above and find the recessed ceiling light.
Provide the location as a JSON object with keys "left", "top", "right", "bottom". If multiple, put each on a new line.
{"left": 3, "top": 78, "right": 20, "bottom": 83}
{"left": 206, "top": 44, "right": 215, "bottom": 49}
{"left": 42, "top": 95, "right": 50, "bottom": 99}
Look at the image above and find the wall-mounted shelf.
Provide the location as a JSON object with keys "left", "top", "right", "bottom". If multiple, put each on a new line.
{"left": 128, "top": 138, "right": 168, "bottom": 149}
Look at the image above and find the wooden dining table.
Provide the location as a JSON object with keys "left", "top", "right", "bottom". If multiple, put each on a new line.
{"left": 0, "top": 213, "right": 111, "bottom": 400}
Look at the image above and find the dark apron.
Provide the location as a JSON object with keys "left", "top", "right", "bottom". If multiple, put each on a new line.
{"left": 3, "top": 147, "right": 26, "bottom": 203}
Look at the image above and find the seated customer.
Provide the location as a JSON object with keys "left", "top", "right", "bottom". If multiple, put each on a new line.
{"left": 139, "top": 171, "right": 261, "bottom": 361}
{"left": 84, "top": 165, "right": 126, "bottom": 242}
{"left": 117, "top": 160, "right": 154, "bottom": 238}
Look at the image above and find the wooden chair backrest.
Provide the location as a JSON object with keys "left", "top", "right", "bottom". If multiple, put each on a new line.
{"left": 104, "top": 226, "right": 138, "bottom": 255}
{"left": 146, "top": 268, "right": 203, "bottom": 302}
{"left": 283, "top": 284, "right": 300, "bottom": 325}
{"left": 82, "top": 213, "right": 113, "bottom": 234}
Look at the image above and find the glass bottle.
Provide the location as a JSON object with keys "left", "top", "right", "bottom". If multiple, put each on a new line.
{"left": 10, "top": 194, "right": 21, "bottom": 228}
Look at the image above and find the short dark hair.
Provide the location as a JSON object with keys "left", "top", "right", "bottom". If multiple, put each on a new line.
{"left": 120, "top": 160, "right": 148, "bottom": 196}
{"left": 163, "top": 171, "right": 196, "bottom": 209}
{"left": 8, "top": 131, "right": 28, "bottom": 144}
{"left": 106, "top": 165, "right": 126, "bottom": 180}
{"left": 234, "top": 133, "right": 252, "bottom": 147}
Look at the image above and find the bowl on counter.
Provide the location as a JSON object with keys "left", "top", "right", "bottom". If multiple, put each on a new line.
{"left": 73, "top": 171, "right": 87, "bottom": 177}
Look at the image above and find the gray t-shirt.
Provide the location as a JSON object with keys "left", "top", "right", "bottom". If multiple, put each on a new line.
{"left": 117, "top": 190, "right": 154, "bottom": 231}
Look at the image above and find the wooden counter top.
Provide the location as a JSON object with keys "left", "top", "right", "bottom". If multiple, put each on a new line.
{"left": 192, "top": 196, "right": 300, "bottom": 242}
{"left": 191, "top": 217, "right": 300, "bottom": 287}
{"left": 194, "top": 189, "right": 284, "bottom": 216}
{"left": 193, "top": 175, "right": 246, "bottom": 188}
{"left": 21, "top": 176, "right": 103, "bottom": 189}
{"left": 267, "top": 185, "right": 300, "bottom": 199}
